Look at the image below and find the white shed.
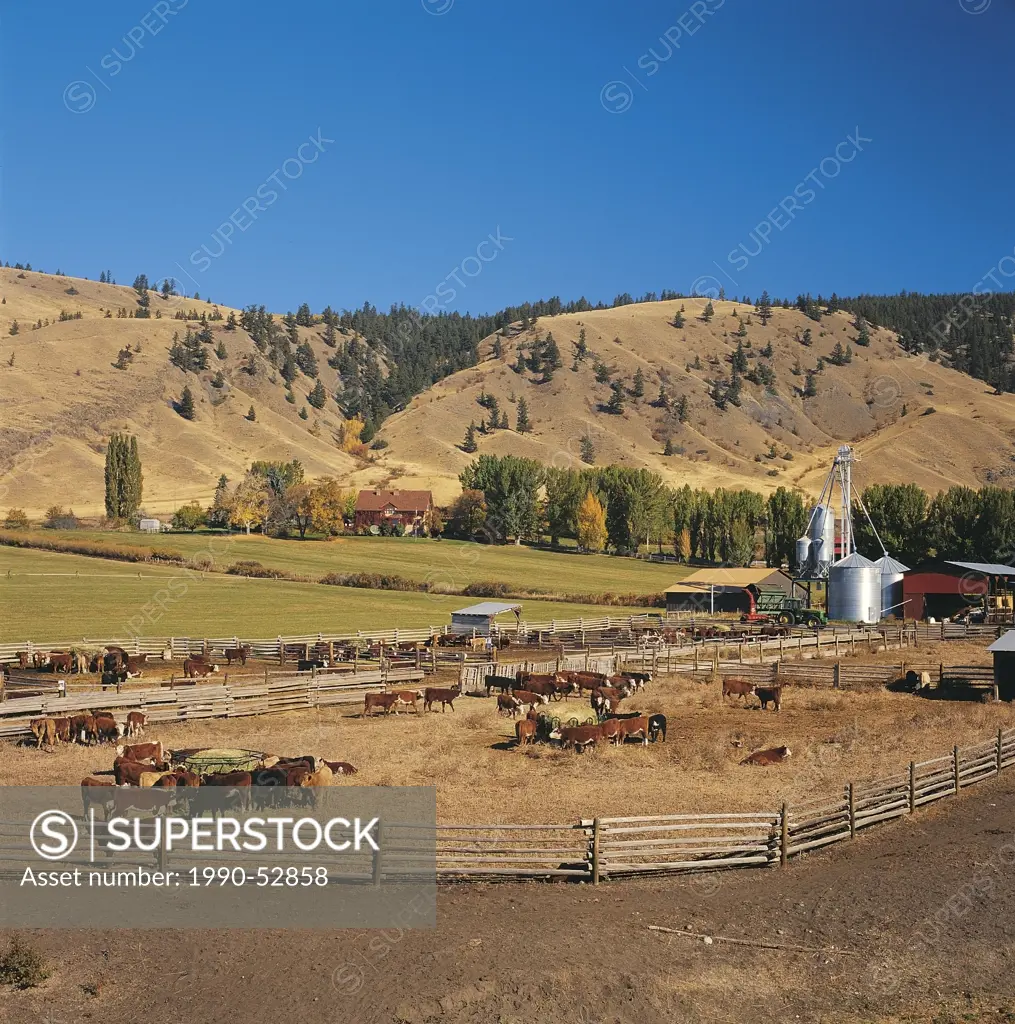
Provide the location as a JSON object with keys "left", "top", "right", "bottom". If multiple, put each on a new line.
{"left": 139, "top": 518, "right": 162, "bottom": 534}
{"left": 450, "top": 602, "right": 522, "bottom": 637}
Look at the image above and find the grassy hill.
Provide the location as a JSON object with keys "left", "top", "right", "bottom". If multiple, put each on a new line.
{"left": 373, "top": 298, "right": 1015, "bottom": 501}
{"left": 0, "top": 268, "right": 379, "bottom": 516}
{"left": 3, "top": 270, "right": 1015, "bottom": 517}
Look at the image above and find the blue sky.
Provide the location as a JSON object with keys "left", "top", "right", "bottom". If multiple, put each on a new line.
{"left": 2, "top": 0, "right": 1013, "bottom": 315}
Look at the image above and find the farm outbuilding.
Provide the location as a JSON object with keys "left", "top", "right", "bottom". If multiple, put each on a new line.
{"left": 139, "top": 518, "right": 162, "bottom": 534}
{"left": 664, "top": 568, "right": 798, "bottom": 615}
{"left": 450, "top": 602, "right": 522, "bottom": 637}
{"left": 988, "top": 631, "right": 1015, "bottom": 702}
{"left": 902, "top": 560, "right": 1015, "bottom": 621}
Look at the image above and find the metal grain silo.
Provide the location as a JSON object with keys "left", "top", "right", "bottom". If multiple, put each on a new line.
{"left": 807, "top": 505, "right": 836, "bottom": 574}
{"left": 795, "top": 536, "right": 812, "bottom": 574}
{"left": 828, "top": 552, "right": 882, "bottom": 623}
{"left": 873, "top": 555, "right": 909, "bottom": 619}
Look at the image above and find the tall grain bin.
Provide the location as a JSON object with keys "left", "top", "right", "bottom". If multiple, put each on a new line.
{"left": 874, "top": 554, "right": 909, "bottom": 619}
{"left": 828, "top": 552, "right": 882, "bottom": 623}
{"left": 807, "top": 505, "right": 836, "bottom": 574}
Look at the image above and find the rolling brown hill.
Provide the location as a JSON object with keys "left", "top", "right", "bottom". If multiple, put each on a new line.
{"left": 1, "top": 269, "right": 1014, "bottom": 517}
{"left": 0, "top": 268, "right": 385, "bottom": 516}
{"left": 374, "top": 298, "right": 1015, "bottom": 501}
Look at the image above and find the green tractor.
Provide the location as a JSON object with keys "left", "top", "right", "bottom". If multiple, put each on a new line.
{"left": 745, "top": 586, "right": 828, "bottom": 628}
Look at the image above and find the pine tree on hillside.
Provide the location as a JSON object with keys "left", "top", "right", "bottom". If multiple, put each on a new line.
{"left": 225, "top": 311, "right": 238, "bottom": 331}
{"left": 756, "top": 290, "right": 773, "bottom": 325}
{"left": 663, "top": 437, "right": 675, "bottom": 456}
{"left": 246, "top": 405, "right": 256, "bottom": 421}
{"left": 516, "top": 397, "right": 531, "bottom": 433}
{"left": 676, "top": 394, "right": 689, "bottom": 422}
{"left": 701, "top": 301, "right": 714, "bottom": 323}
{"left": 580, "top": 433, "right": 596, "bottom": 465}
{"left": 178, "top": 386, "right": 195, "bottom": 420}
{"left": 462, "top": 422, "right": 478, "bottom": 453}
{"left": 308, "top": 379, "right": 327, "bottom": 409}
{"left": 606, "top": 380, "right": 625, "bottom": 414}
{"left": 295, "top": 303, "right": 313, "bottom": 327}
{"left": 732, "top": 341, "right": 748, "bottom": 373}
{"left": 215, "top": 340, "right": 227, "bottom": 360}
{"left": 632, "top": 367, "right": 645, "bottom": 398}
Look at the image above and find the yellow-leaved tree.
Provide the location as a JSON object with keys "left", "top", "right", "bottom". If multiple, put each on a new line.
{"left": 338, "top": 416, "right": 365, "bottom": 454}
{"left": 307, "top": 477, "right": 350, "bottom": 536}
{"left": 576, "top": 492, "right": 607, "bottom": 553}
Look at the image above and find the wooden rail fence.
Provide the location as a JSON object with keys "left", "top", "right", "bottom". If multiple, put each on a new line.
{"left": 0, "top": 667, "right": 424, "bottom": 739}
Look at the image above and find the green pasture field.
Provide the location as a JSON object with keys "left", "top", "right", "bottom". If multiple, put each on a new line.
{"left": 0, "top": 545, "right": 649, "bottom": 642}
{"left": 8, "top": 529, "right": 687, "bottom": 597}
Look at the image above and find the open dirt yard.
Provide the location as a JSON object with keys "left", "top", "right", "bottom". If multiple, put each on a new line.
{"left": 4, "top": 653, "right": 1013, "bottom": 825}
{"left": 2, "top": 770, "right": 1014, "bottom": 1024}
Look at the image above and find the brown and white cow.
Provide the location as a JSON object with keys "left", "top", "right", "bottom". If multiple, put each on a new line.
{"left": 511, "top": 689, "right": 549, "bottom": 713}
{"left": 497, "top": 694, "right": 523, "bottom": 717}
{"left": 116, "top": 740, "right": 167, "bottom": 764}
{"left": 125, "top": 711, "right": 147, "bottom": 738}
{"left": 555, "top": 723, "right": 604, "bottom": 753}
{"left": 183, "top": 658, "right": 219, "bottom": 678}
{"left": 390, "top": 689, "right": 424, "bottom": 715}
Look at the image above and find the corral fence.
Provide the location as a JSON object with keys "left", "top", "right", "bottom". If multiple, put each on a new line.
{"left": 9, "top": 728, "right": 1009, "bottom": 883}
{"left": 0, "top": 619, "right": 997, "bottom": 676}
{"left": 423, "top": 726, "right": 1015, "bottom": 880}
{"left": 0, "top": 667, "right": 425, "bottom": 740}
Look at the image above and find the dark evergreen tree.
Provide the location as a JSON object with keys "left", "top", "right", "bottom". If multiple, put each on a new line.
{"left": 756, "top": 290, "right": 773, "bottom": 325}
{"left": 462, "top": 422, "right": 478, "bottom": 452}
{"left": 178, "top": 386, "right": 195, "bottom": 420}
{"left": 308, "top": 379, "right": 327, "bottom": 409}
{"left": 516, "top": 397, "right": 531, "bottom": 432}
{"left": 632, "top": 367, "right": 645, "bottom": 398}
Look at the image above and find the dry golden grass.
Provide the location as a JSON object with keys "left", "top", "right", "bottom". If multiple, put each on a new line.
{"left": 4, "top": 272, "right": 1015, "bottom": 514}
{"left": 5, "top": 667, "right": 1013, "bottom": 825}
{"left": 376, "top": 298, "right": 1015, "bottom": 502}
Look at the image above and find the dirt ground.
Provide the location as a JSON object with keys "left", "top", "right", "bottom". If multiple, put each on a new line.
{"left": 2, "top": 770, "right": 1014, "bottom": 1023}
{"left": 4, "top": 658, "right": 1013, "bottom": 824}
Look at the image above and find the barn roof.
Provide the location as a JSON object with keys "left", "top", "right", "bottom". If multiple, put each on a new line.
{"left": 989, "top": 630, "right": 1015, "bottom": 653}
{"left": 945, "top": 560, "right": 1015, "bottom": 577}
{"left": 451, "top": 602, "right": 522, "bottom": 618}
{"left": 679, "top": 567, "right": 791, "bottom": 588}
{"left": 355, "top": 489, "right": 433, "bottom": 512}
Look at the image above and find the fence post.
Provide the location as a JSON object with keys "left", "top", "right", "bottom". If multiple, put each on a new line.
{"left": 780, "top": 803, "right": 789, "bottom": 867}
{"left": 833, "top": 662, "right": 841, "bottom": 690}
{"left": 848, "top": 783, "right": 856, "bottom": 838}
{"left": 371, "top": 820, "right": 384, "bottom": 886}
{"left": 591, "top": 818, "right": 601, "bottom": 885}
{"left": 953, "top": 744, "right": 960, "bottom": 793}
{"left": 909, "top": 761, "right": 916, "bottom": 814}
{"left": 998, "top": 728, "right": 1005, "bottom": 774}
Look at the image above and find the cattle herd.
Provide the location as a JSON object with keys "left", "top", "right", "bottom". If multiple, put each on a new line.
{"left": 80, "top": 744, "right": 359, "bottom": 820}
{"left": 483, "top": 668, "right": 667, "bottom": 753}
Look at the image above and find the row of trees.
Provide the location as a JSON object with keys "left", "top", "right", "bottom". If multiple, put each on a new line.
{"left": 852, "top": 483, "right": 1015, "bottom": 566}
{"left": 103, "top": 434, "right": 143, "bottom": 522}
{"left": 172, "top": 462, "right": 359, "bottom": 539}
{"left": 454, "top": 454, "right": 808, "bottom": 565}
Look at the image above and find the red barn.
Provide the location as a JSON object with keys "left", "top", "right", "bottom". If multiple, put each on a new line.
{"left": 354, "top": 489, "right": 433, "bottom": 534}
{"left": 902, "top": 560, "right": 1015, "bottom": 621}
